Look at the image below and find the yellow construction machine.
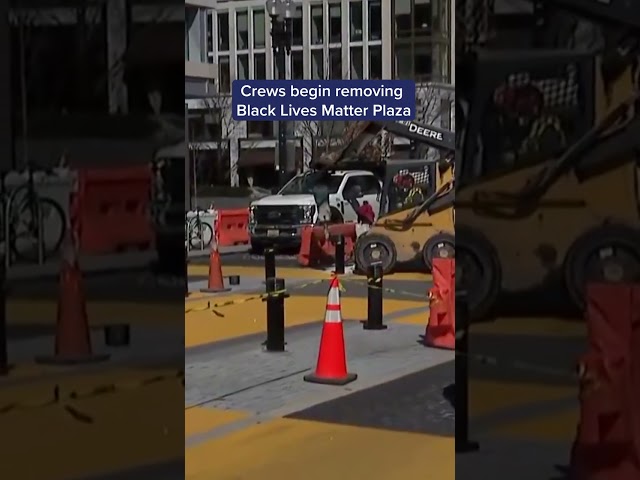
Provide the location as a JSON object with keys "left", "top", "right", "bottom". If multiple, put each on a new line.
{"left": 312, "top": 116, "right": 456, "bottom": 275}
{"left": 453, "top": 0, "right": 640, "bottom": 317}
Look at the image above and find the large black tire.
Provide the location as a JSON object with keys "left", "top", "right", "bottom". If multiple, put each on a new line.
{"left": 564, "top": 225, "right": 640, "bottom": 310}
{"left": 354, "top": 233, "right": 398, "bottom": 275}
{"left": 456, "top": 225, "right": 502, "bottom": 321}
{"left": 422, "top": 232, "right": 455, "bottom": 271}
{"left": 11, "top": 197, "right": 67, "bottom": 262}
{"left": 250, "top": 240, "right": 265, "bottom": 255}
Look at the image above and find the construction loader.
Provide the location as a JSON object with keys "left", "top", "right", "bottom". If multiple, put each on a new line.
{"left": 452, "top": 0, "right": 640, "bottom": 317}
{"left": 312, "top": 91, "right": 457, "bottom": 275}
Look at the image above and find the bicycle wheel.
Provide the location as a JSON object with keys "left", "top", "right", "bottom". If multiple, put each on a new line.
{"left": 189, "top": 219, "right": 213, "bottom": 250}
{"left": 11, "top": 197, "right": 67, "bottom": 262}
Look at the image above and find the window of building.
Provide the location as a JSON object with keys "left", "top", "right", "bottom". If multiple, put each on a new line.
{"left": 394, "top": 45, "right": 412, "bottom": 80}
{"left": 414, "top": 0, "right": 432, "bottom": 35}
{"left": 350, "top": 1, "right": 363, "bottom": 41}
{"left": 292, "top": 6, "right": 303, "bottom": 45}
{"left": 253, "top": 10, "right": 265, "bottom": 48}
{"left": 237, "top": 10, "right": 249, "bottom": 50}
{"left": 206, "top": 12, "right": 214, "bottom": 60}
{"left": 311, "top": 50, "right": 324, "bottom": 79}
{"left": 311, "top": 5, "right": 324, "bottom": 45}
{"left": 414, "top": 44, "right": 432, "bottom": 82}
{"left": 254, "top": 53, "right": 266, "bottom": 79}
{"left": 329, "top": 3, "right": 341, "bottom": 44}
{"left": 395, "top": 0, "right": 412, "bottom": 38}
{"left": 237, "top": 54, "right": 249, "bottom": 80}
{"left": 369, "top": 0, "right": 382, "bottom": 41}
{"left": 369, "top": 46, "right": 382, "bottom": 79}
{"left": 350, "top": 47, "right": 363, "bottom": 79}
{"left": 217, "top": 12, "right": 229, "bottom": 51}
{"left": 329, "top": 48, "right": 342, "bottom": 79}
{"left": 292, "top": 51, "right": 304, "bottom": 79}
{"left": 218, "top": 56, "right": 231, "bottom": 92}
{"left": 247, "top": 121, "right": 273, "bottom": 137}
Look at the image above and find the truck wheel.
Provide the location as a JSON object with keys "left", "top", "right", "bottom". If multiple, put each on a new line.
{"left": 422, "top": 232, "right": 455, "bottom": 271}
{"left": 564, "top": 225, "right": 640, "bottom": 310}
{"left": 456, "top": 226, "right": 501, "bottom": 321}
{"left": 355, "top": 233, "right": 397, "bottom": 275}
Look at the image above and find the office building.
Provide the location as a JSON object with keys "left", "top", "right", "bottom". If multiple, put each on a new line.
{"left": 187, "top": 0, "right": 453, "bottom": 188}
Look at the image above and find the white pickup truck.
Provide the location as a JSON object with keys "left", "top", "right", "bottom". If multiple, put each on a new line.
{"left": 248, "top": 170, "right": 382, "bottom": 252}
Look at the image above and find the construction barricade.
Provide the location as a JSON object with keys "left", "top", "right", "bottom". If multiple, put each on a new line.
{"left": 424, "top": 257, "right": 455, "bottom": 349}
{"left": 297, "top": 223, "right": 357, "bottom": 268}
{"left": 70, "top": 166, "right": 153, "bottom": 254}
{"left": 569, "top": 283, "right": 639, "bottom": 480}
{"left": 215, "top": 208, "right": 250, "bottom": 247}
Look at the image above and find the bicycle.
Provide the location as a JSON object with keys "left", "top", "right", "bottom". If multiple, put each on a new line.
{"left": 0, "top": 165, "right": 67, "bottom": 263}
{"left": 185, "top": 207, "right": 213, "bottom": 251}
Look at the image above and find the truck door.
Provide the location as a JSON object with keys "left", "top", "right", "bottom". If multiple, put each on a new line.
{"left": 341, "top": 175, "right": 382, "bottom": 222}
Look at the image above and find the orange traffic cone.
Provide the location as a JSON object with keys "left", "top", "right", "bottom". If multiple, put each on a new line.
{"left": 36, "top": 231, "right": 109, "bottom": 364}
{"left": 304, "top": 277, "right": 357, "bottom": 385}
{"left": 424, "top": 258, "right": 455, "bottom": 350}
{"left": 200, "top": 240, "right": 230, "bottom": 293}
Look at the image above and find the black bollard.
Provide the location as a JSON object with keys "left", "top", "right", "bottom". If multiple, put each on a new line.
{"left": 262, "top": 277, "right": 289, "bottom": 351}
{"left": 228, "top": 275, "right": 240, "bottom": 286}
{"left": 334, "top": 235, "right": 345, "bottom": 275}
{"left": 363, "top": 262, "right": 387, "bottom": 330}
{"left": 455, "top": 290, "right": 479, "bottom": 453}
{"left": 185, "top": 246, "right": 189, "bottom": 298}
{"left": 0, "top": 259, "right": 7, "bottom": 375}
{"left": 104, "top": 324, "right": 131, "bottom": 347}
{"left": 264, "top": 247, "right": 276, "bottom": 286}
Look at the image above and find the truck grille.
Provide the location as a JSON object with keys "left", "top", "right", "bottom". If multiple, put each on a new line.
{"left": 253, "top": 206, "right": 303, "bottom": 225}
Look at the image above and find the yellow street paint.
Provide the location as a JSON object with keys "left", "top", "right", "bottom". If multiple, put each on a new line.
{"left": 0, "top": 368, "right": 183, "bottom": 480}
{"left": 470, "top": 317, "right": 586, "bottom": 338}
{"left": 185, "top": 295, "right": 423, "bottom": 346}
{"left": 186, "top": 418, "right": 453, "bottom": 480}
{"left": 469, "top": 380, "right": 575, "bottom": 418}
{"left": 6, "top": 300, "right": 181, "bottom": 326}
{"left": 492, "top": 406, "right": 578, "bottom": 442}
{"left": 189, "top": 264, "right": 431, "bottom": 282}
{"left": 185, "top": 408, "right": 248, "bottom": 437}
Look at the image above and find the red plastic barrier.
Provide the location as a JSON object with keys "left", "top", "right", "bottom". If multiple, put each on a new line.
{"left": 71, "top": 166, "right": 153, "bottom": 254}
{"left": 424, "top": 258, "right": 455, "bottom": 350}
{"left": 569, "top": 283, "right": 638, "bottom": 480}
{"left": 216, "top": 208, "right": 250, "bottom": 246}
{"left": 297, "top": 223, "right": 356, "bottom": 268}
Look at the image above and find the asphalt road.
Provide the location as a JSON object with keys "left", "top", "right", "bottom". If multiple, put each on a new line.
{"left": 287, "top": 361, "right": 454, "bottom": 437}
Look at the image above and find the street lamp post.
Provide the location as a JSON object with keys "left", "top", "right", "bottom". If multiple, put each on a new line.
{"left": 266, "top": 0, "right": 293, "bottom": 188}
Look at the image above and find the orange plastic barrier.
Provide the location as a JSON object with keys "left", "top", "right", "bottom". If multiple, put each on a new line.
{"left": 71, "top": 166, "right": 153, "bottom": 254}
{"left": 297, "top": 223, "right": 356, "bottom": 267}
{"left": 216, "top": 208, "right": 250, "bottom": 246}
{"left": 423, "top": 258, "right": 455, "bottom": 350}
{"left": 569, "top": 283, "right": 638, "bottom": 480}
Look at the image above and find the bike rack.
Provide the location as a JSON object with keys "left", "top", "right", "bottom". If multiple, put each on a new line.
{"left": 4, "top": 188, "right": 46, "bottom": 269}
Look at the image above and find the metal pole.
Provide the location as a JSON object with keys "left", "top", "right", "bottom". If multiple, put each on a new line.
{"left": 455, "top": 290, "right": 479, "bottom": 453}
{"left": 0, "top": 255, "right": 7, "bottom": 375}
{"left": 264, "top": 247, "right": 276, "bottom": 285}
{"left": 363, "top": 262, "right": 387, "bottom": 330}
{"left": 264, "top": 277, "right": 287, "bottom": 351}
{"left": 275, "top": 27, "right": 288, "bottom": 188}
{"left": 334, "top": 235, "right": 345, "bottom": 275}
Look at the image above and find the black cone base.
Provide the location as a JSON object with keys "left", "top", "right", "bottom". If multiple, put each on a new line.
{"left": 36, "top": 353, "right": 111, "bottom": 365}
{"left": 200, "top": 287, "right": 231, "bottom": 293}
{"left": 303, "top": 372, "right": 357, "bottom": 385}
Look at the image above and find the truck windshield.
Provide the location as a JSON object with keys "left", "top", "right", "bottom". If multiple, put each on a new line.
{"left": 278, "top": 172, "right": 343, "bottom": 195}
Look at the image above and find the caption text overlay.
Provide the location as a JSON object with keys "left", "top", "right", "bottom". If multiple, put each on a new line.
{"left": 232, "top": 80, "right": 416, "bottom": 121}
